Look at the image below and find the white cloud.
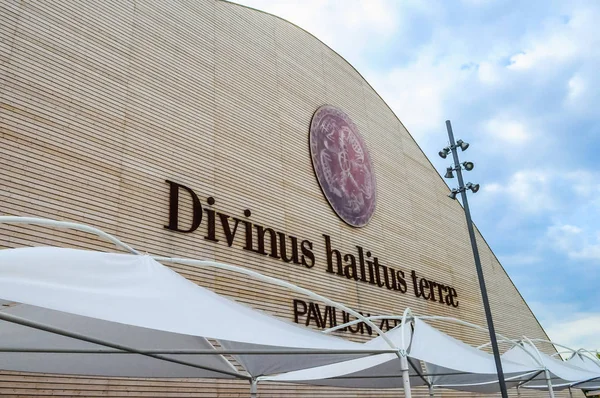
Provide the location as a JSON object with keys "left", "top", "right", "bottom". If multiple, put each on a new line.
{"left": 566, "top": 74, "right": 586, "bottom": 104}
{"left": 547, "top": 313, "right": 600, "bottom": 351}
{"left": 460, "top": 0, "right": 494, "bottom": 5}
{"left": 367, "top": 53, "right": 469, "bottom": 136}
{"left": 484, "top": 117, "right": 532, "bottom": 145}
{"left": 504, "top": 170, "right": 554, "bottom": 213}
{"left": 508, "top": 37, "right": 576, "bottom": 72}
{"left": 477, "top": 61, "right": 501, "bottom": 85}
{"left": 482, "top": 182, "right": 502, "bottom": 194}
{"left": 507, "top": 8, "right": 600, "bottom": 72}
{"left": 529, "top": 301, "right": 600, "bottom": 352}
{"left": 547, "top": 223, "right": 600, "bottom": 261}
{"left": 558, "top": 224, "right": 582, "bottom": 234}
{"left": 564, "top": 170, "right": 599, "bottom": 197}
{"left": 482, "top": 169, "right": 600, "bottom": 218}
{"left": 563, "top": 69, "right": 600, "bottom": 116}
{"left": 575, "top": 243, "right": 600, "bottom": 260}
{"left": 545, "top": 313, "right": 600, "bottom": 352}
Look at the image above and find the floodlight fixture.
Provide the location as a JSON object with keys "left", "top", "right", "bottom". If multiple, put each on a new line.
{"left": 456, "top": 139, "right": 469, "bottom": 151}
{"left": 462, "top": 161, "right": 474, "bottom": 171}
{"left": 439, "top": 147, "right": 450, "bottom": 159}
{"left": 448, "top": 188, "right": 459, "bottom": 200}
{"left": 466, "top": 182, "right": 480, "bottom": 193}
{"left": 444, "top": 167, "right": 454, "bottom": 179}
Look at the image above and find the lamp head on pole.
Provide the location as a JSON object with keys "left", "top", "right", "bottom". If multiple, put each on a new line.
{"left": 466, "top": 182, "right": 480, "bottom": 193}
{"left": 456, "top": 139, "right": 469, "bottom": 151}
{"left": 448, "top": 188, "right": 459, "bottom": 200}
{"left": 439, "top": 147, "right": 450, "bottom": 159}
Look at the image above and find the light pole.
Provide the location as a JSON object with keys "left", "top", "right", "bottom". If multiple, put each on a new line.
{"left": 439, "top": 120, "right": 508, "bottom": 398}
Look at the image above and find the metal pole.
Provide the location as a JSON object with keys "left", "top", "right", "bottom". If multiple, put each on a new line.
{"left": 400, "top": 354, "right": 412, "bottom": 398}
{"left": 544, "top": 369, "right": 555, "bottom": 398}
{"left": 568, "top": 386, "right": 573, "bottom": 398}
{"left": 445, "top": 120, "right": 508, "bottom": 398}
{"left": 250, "top": 379, "right": 258, "bottom": 398}
{"left": 428, "top": 384, "right": 435, "bottom": 397}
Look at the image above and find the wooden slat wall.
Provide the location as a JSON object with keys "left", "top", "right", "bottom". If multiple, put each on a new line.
{"left": 0, "top": 0, "right": 579, "bottom": 396}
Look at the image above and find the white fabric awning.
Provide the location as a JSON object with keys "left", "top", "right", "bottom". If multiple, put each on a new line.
{"left": 260, "top": 324, "right": 420, "bottom": 389}
{"left": 565, "top": 353, "right": 600, "bottom": 390}
{"left": 502, "top": 343, "right": 600, "bottom": 391}
{"left": 263, "top": 318, "right": 539, "bottom": 393}
{"left": 1, "top": 243, "right": 595, "bottom": 395}
{"left": 409, "top": 319, "right": 539, "bottom": 393}
{"left": 0, "top": 247, "right": 383, "bottom": 378}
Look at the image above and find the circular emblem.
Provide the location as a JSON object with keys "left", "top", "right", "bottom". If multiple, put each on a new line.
{"left": 309, "top": 105, "right": 376, "bottom": 227}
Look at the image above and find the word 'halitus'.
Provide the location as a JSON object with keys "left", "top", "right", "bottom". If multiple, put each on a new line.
{"left": 164, "top": 180, "right": 459, "bottom": 307}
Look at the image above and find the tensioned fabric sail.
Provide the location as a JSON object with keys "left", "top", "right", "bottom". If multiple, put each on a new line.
{"left": 263, "top": 318, "right": 539, "bottom": 393}
{"left": 567, "top": 353, "right": 600, "bottom": 373}
{"left": 408, "top": 319, "right": 539, "bottom": 393}
{"left": 502, "top": 343, "right": 600, "bottom": 391}
{"left": 0, "top": 301, "right": 238, "bottom": 378}
{"left": 564, "top": 353, "right": 600, "bottom": 390}
{"left": 0, "top": 247, "right": 382, "bottom": 378}
{"left": 260, "top": 323, "right": 422, "bottom": 388}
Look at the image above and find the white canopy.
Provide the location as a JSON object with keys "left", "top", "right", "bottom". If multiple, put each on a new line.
{"left": 502, "top": 342, "right": 600, "bottom": 391}
{"left": 567, "top": 352, "right": 600, "bottom": 373}
{"left": 263, "top": 318, "right": 539, "bottom": 393}
{"left": 0, "top": 247, "right": 385, "bottom": 379}
{"left": 0, "top": 216, "right": 597, "bottom": 398}
{"left": 565, "top": 353, "right": 600, "bottom": 390}
{"left": 260, "top": 322, "right": 420, "bottom": 388}
{"left": 409, "top": 319, "right": 539, "bottom": 392}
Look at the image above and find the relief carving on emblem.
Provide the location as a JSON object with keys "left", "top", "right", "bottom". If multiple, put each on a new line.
{"left": 310, "top": 105, "right": 376, "bottom": 227}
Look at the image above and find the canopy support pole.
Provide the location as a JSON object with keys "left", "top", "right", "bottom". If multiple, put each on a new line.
{"left": 398, "top": 308, "right": 413, "bottom": 398}
{"left": 571, "top": 376, "right": 600, "bottom": 388}
{"left": 424, "top": 361, "right": 434, "bottom": 398}
{"left": 544, "top": 369, "right": 555, "bottom": 398}
{"left": 250, "top": 379, "right": 258, "bottom": 398}
{"left": 568, "top": 386, "right": 573, "bottom": 398}
{"left": 516, "top": 386, "right": 521, "bottom": 397}
{"left": 516, "top": 369, "right": 543, "bottom": 388}
{"left": 400, "top": 354, "right": 412, "bottom": 398}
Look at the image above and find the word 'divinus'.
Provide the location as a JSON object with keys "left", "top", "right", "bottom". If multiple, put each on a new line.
{"left": 165, "top": 180, "right": 315, "bottom": 268}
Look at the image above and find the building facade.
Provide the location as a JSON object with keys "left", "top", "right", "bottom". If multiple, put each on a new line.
{"left": 0, "top": 0, "right": 576, "bottom": 396}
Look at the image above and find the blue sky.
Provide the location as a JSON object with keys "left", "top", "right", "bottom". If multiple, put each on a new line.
{"left": 232, "top": 0, "right": 600, "bottom": 351}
